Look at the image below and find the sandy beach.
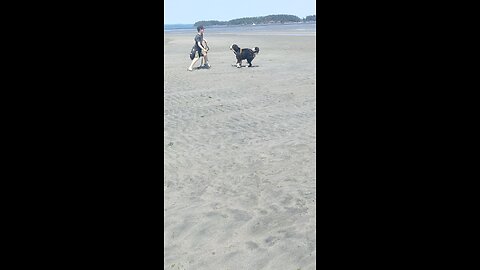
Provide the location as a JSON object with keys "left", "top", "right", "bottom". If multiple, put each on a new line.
{"left": 164, "top": 24, "right": 316, "bottom": 270}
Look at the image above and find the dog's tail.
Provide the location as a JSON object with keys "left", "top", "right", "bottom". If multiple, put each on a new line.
{"left": 253, "top": 47, "right": 259, "bottom": 54}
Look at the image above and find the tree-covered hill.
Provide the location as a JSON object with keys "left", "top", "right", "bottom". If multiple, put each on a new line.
{"left": 194, "top": 14, "right": 315, "bottom": 27}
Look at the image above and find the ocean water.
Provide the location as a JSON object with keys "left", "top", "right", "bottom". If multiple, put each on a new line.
{"left": 164, "top": 24, "right": 195, "bottom": 31}
{"left": 164, "top": 22, "right": 316, "bottom": 35}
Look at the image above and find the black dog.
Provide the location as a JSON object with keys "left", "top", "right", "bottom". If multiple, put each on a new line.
{"left": 230, "top": 44, "right": 259, "bottom": 68}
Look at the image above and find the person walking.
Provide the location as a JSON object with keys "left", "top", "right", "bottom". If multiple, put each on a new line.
{"left": 188, "top": 25, "right": 210, "bottom": 71}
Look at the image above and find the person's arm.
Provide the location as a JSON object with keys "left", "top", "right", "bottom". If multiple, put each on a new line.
{"left": 203, "top": 40, "right": 208, "bottom": 51}
{"left": 198, "top": 42, "right": 208, "bottom": 56}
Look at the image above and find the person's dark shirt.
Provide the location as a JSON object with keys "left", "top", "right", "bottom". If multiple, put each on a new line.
{"left": 194, "top": 33, "right": 203, "bottom": 50}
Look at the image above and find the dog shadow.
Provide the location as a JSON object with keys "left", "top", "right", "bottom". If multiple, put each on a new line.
{"left": 231, "top": 64, "right": 260, "bottom": 68}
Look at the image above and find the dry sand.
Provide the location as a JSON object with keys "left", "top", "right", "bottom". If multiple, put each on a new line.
{"left": 164, "top": 25, "right": 316, "bottom": 270}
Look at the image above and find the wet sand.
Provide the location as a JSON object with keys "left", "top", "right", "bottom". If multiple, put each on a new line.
{"left": 164, "top": 25, "right": 316, "bottom": 270}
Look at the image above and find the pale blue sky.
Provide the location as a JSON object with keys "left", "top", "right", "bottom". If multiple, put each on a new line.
{"left": 164, "top": 0, "right": 316, "bottom": 24}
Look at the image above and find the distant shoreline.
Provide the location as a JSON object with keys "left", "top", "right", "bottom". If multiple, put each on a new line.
{"left": 164, "top": 21, "right": 315, "bottom": 31}
{"left": 164, "top": 23, "right": 316, "bottom": 37}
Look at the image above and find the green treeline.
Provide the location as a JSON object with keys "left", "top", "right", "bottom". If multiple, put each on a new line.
{"left": 194, "top": 14, "right": 316, "bottom": 27}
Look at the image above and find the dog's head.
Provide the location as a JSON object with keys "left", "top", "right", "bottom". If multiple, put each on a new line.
{"left": 230, "top": 44, "right": 240, "bottom": 53}
{"left": 253, "top": 47, "right": 259, "bottom": 54}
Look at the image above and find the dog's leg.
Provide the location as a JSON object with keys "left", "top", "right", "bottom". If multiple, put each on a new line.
{"left": 236, "top": 60, "right": 242, "bottom": 68}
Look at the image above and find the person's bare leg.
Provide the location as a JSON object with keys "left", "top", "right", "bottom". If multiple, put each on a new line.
{"left": 188, "top": 56, "right": 200, "bottom": 71}
{"left": 203, "top": 54, "right": 210, "bottom": 67}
